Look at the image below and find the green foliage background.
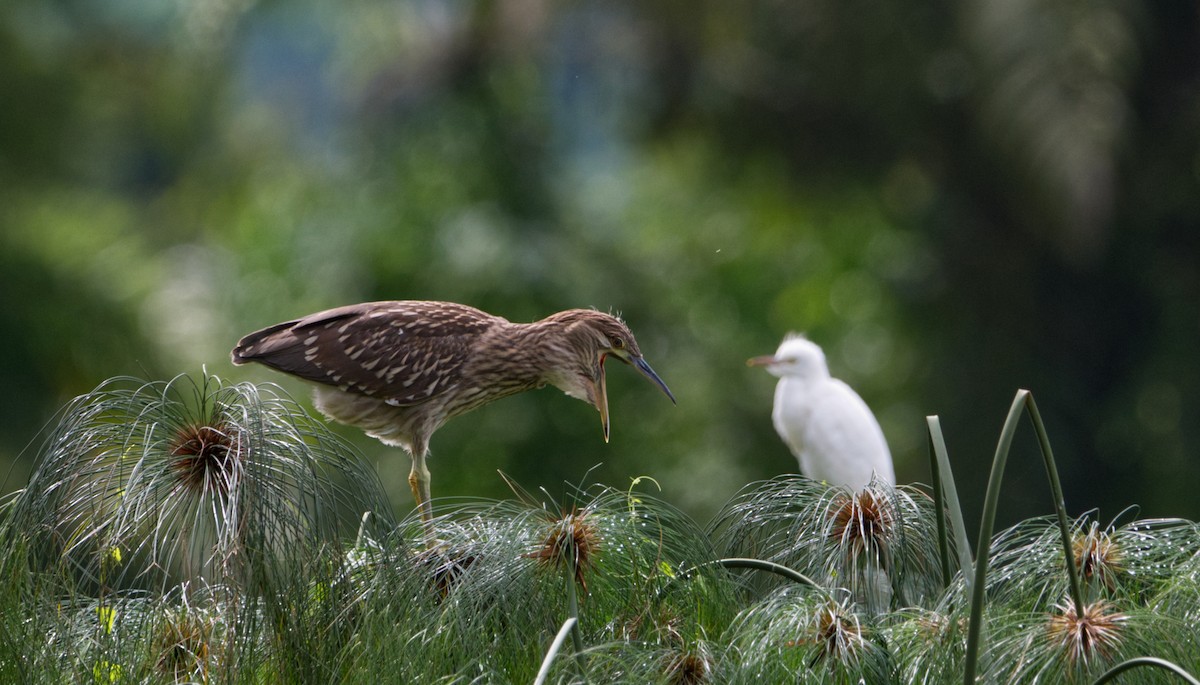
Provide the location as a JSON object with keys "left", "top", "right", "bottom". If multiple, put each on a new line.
{"left": 2, "top": 0, "right": 1198, "bottom": 533}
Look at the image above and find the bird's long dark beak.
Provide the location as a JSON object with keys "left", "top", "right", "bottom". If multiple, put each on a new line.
{"left": 594, "top": 362, "right": 610, "bottom": 443}
{"left": 746, "top": 355, "right": 778, "bottom": 367}
{"left": 592, "top": 355, "right": 675, "bottom": 444}
{"left": 633, "top": 356, "right": 676, "bottom": 405}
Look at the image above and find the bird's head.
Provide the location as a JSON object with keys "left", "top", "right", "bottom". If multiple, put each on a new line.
{"left": 539, "top": 310, "right": 676, "bottom": 442}
{"left": 747, "top": 333, "right": 831, "bottom": 380}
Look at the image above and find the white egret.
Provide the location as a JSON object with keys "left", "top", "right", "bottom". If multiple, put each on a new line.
{"left": 748, "top": 334, "right": 895, "bottom": 489}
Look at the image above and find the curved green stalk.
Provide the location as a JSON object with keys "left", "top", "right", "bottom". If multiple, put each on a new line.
{"left": 715, "top": 558, "right": 820, "bottom": 587}
{"left": 1023, "top": 393, "right": 1085, "bottom": 618}
{"left": 962, "top": 390, "right": 1027, "bottom": 685}
{"left": 926, "top": 416, "right": 973, "bottom": 589}
{"left": 1090, "top": 657, "right": 1200, "bottom": 685}
{"left": 534, "top": 617, "right": 579, "bottom": 685}
{"left": 927, "top": 419, "right": 952, "bottom": 587}
{"left": 962, "top": 389, "right": 1089, "bottom": 685}
{"left": 654, "top": 557, "right": 817, "bottom": 603}
{"left": 565, "top": 544, "right": 587, "bottom": 682}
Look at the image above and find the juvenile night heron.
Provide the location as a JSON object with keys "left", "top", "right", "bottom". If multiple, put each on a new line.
{"left": 231, "top": 301, "right": 675, "bottom": 525}
{"left": 748, "top": 334, "right": 895, "bottom": 490}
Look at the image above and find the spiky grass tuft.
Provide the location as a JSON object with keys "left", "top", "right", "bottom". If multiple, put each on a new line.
{"left": 167, "top": 421, "right": 239, "bottom": 503}
{"left": 8, "top": 373, "right": 394, "bottom": 592}
{"left": 343, "top": 485, "right": 741, "bottom": 683}
{"left": 527, "top": 509, "right": 602, "bottom": 593}
{"left": 663, "top": 645, "right": 714, "bottom": 684}
{"left": 721, "top": 587, "right": 891, "bottom": 683}
{"left": 984, "top": 601, "right": 1191, "bottom": 683}
{"left": 986, "top": 516, "right": 1198, "bottom": 610}
{"left": 709, "top": 475, "right": 946, "bottom": 612}
{"left": 1073, "top": 523, "right": 1123, "bottom": 594}
{"left": 2, "top": 373, "right": 394, "bottom": 682}
{"left": 149, "top": 601, "right": 219, "bottom": 680}
{"left": 827, "top": 488, "right": 894, "bottom": 561}
{"left": 1046, "top": 600, "right": 1127, "bottom": 666}
{"left": 807, "top": 599, "right": 868, "bottom": 664}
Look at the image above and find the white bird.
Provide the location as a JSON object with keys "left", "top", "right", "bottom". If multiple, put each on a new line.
{"left": 748, "top": 334, "right": 895, "bottom": 489}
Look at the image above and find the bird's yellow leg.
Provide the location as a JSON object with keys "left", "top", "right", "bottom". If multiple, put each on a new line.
{"left": 408, "top": 451, "right": 435, "bottom": 542}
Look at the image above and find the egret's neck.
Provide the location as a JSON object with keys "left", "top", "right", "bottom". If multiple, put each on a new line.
{"left": 775, "top": 366, "right": 830, "bottom": 383}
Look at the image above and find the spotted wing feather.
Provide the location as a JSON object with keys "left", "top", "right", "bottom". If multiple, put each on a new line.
{"left": 232, "top": 301, "right": 501, "bottom": 406}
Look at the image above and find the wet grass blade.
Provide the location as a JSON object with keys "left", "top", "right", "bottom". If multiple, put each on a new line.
{"left": 927, "top": 416, "right": 973, "bottom": 589}
{"left": 1023, "top": 393, "right": 1085, "bottom": 617}
{"left": 927, "top": 418, "right": 952, "bottom": 587}
{"left": 534, "top": 617, "right": 579, "bottom": 685}
{"left": 962, "top": 389, "right": 1090, "bottom": 685}
{"left": 962, "top": 390, "right": 1027, "bottom": 685}
{"left": 565, "top": 542, "right": 588, "bottom": 682}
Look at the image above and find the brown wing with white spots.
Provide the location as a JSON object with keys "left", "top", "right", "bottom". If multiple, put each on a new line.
{"left": 231, "top": 301, "right": 503, "bottom": 406}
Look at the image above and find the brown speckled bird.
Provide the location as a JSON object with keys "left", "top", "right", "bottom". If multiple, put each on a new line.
{"left": 231, "top": 301, "right": 675, "bottom": 526}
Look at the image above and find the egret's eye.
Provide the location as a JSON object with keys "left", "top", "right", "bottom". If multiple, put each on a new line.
{"left": 610, "top": 337, "right": 625, "bottom": 350}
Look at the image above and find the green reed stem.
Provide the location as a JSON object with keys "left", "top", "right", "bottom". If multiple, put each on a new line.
{"left": 928, "top": 423, "right": 952, "bottom": 587}
{"left": 963, "top": 390, "right": 1027, "bottom": 685}
{"left": 534, "top": 617, "right": 579, "bottom": 685}
{"left": 565, "top": 543, "right": 587, "bottom": 682}
{"left": 1091, "top": 657, "right": 1200, "bottom": 685}
{"left": 927, "top": 416, "right": 973, "bottom": 589}
{"left": 1023, "top": 393, "right": 1085, "bottom": 618}
{"left": 715, "top": 558, "right": 819, "bottom": 587}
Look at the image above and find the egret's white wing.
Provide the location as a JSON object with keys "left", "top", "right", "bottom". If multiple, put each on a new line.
{"left": 772, "top": 378, "right": 894, "bottom": 488}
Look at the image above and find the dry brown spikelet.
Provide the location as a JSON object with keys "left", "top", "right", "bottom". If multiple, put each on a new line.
{"left": 664, "top": 649, "right": 711, "bottom": 685}
{"left": 1073, "top": 525, "right": 1124, "bottom": 592}
{"left": 827, "top": 488, "right": 894, "bottom": 561}
{"left": 152, "top": 610, "right": 214, "bottom": 679}
{"left": 1046, "top": 600, "right": 1127, "bottom": 665}
{"left": 526, "top": 511, "right": 601, "bottom": 593}
{"left": 169, "top": 422, "right": 240, "bottom": 499}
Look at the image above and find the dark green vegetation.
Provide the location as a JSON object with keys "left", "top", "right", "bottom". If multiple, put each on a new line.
{"left": 2, "top": 374, "right": 1198, "bottom": 683}
{"left": 2, "top": 1, "right": 1200, "bottom": 538}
